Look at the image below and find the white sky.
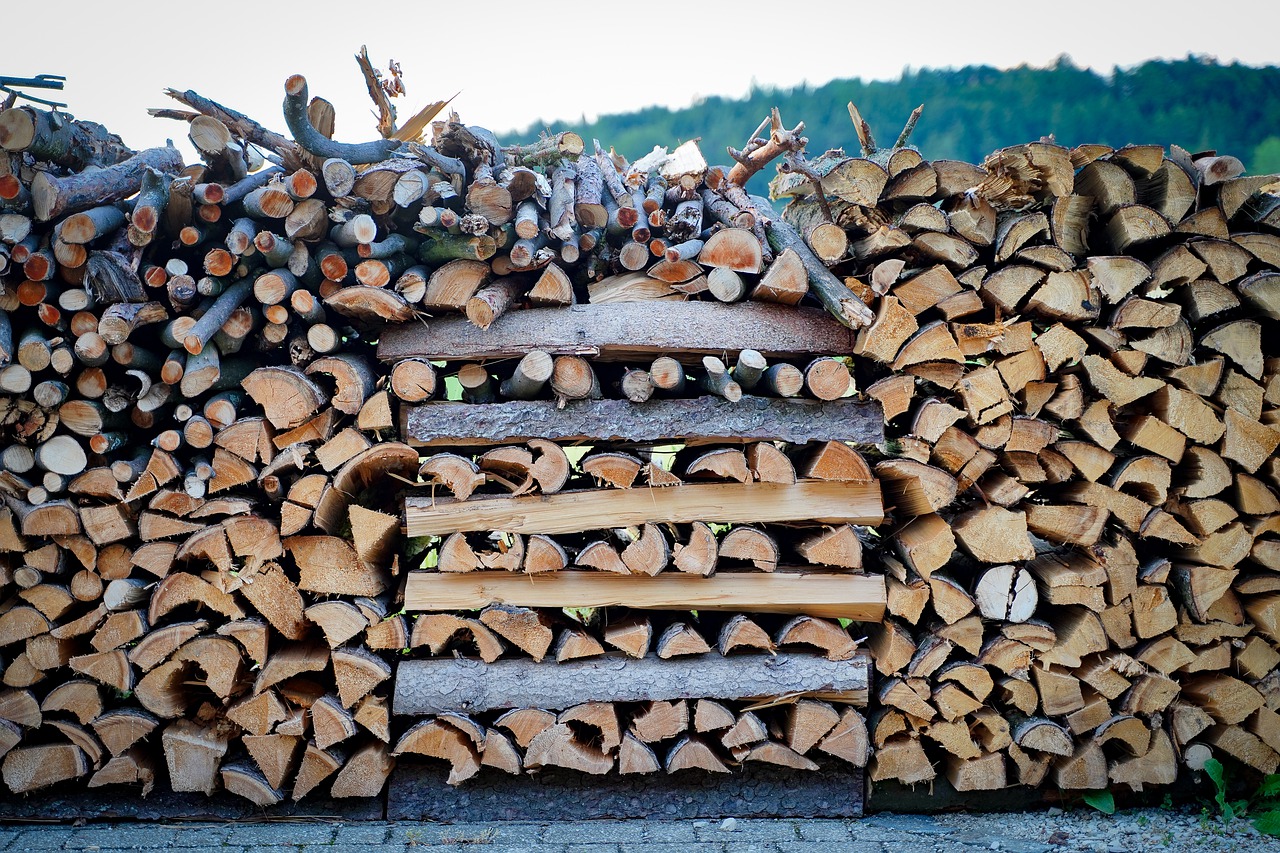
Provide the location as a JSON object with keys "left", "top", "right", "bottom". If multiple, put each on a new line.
{"left": 6, "top": 0, "right": 1276, "bottom": 161}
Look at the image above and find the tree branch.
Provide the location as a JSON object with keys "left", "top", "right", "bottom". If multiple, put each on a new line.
{"left": 725, "top": 108, "right": 806, "bottom": 187}
{"left": 355, "top": 45, "right": 398, "bottom": 139}
{"left": 282, "top": 75, "right": 401, "bottom": 165}
{"left": 894, "top": 105, "right": 924, "bottom": 150}
{"left": 847, "top": 102, "right": 876, "bottom": 157}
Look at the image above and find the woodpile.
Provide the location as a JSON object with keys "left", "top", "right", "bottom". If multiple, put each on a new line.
{"left": 384, "top": 102, "right": 1280, "bottom": 795}
{"left": 0, "top": 49, "right": 1276, "bottom": 806}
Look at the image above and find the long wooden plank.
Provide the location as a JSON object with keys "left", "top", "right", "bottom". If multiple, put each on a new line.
{"left": 393, "top": 651, "right": 873, "bottom": 714}
{"left": 405, "top": 480, "right": 883, "bottom": 536}
{"left": 403, "top": 396, "right": 883, "bottom": 447}
{"left": 377, "top": 301, "right": 858, "bottom": 363}
{"left": 405, "top": 571, "right": 886, "bottom": 621}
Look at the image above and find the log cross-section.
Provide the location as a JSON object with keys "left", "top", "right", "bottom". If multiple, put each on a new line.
{"left": 405, "top": 480, "right": 883, "bottom": 536}
{"left": 405, "top": 570, "right": 886, "bottom": 622}
{"left": 392, "top": 651, "right": 872, "bottom": 715}
{"left": 404, "top": 397, "right": 884, "bottom": 448}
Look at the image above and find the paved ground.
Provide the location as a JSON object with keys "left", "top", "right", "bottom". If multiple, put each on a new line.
{"left": 0, "top": 809, "right": 1275, "bottom": 852}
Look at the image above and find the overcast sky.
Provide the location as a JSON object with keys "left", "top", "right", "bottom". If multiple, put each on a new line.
{"left": 6, "top": 0, "right": 1275, "bottom": 161}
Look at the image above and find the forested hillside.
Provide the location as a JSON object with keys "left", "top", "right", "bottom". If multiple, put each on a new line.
{"left": 510, "top": 57, "right": 1280, "bottom": 191}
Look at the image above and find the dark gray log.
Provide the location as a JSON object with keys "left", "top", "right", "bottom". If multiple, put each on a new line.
{"left": 32, "top": 146, "right": 184, "bottom": 220}
{"left": 221, "top": 166, "right": 284, "bottom": 207}
{"left": 393, "top": 652, "right": 870, "bottom": 715}
{"left": 0, "top": 106, "right": 134, "bottom": 170}
{"left": 283, "top": 76, "right": 400, "bottom": 165}
{"left": 403, "top": 396, "right": 882, "bottom": 447}
{"left": 378, "top": 301, "right": 858, "bottom": 364}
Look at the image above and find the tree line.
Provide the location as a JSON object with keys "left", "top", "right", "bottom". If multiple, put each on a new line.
{"left": 511, "top": 57, "right": 1280, "bottom": 193}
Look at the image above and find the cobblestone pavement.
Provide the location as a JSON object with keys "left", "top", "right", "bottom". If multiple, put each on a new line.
{"left": 0, "top": 808, "right": 1276, "bottom": 852}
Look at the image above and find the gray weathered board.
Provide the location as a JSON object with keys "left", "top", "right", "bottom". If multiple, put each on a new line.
{"left": 388, "top": 757, "right": 864, "bottom": 821}
{"left": 393, "top": 652, "right": 871, "bottom": 715}
{"left": 377, "top": 301, "right": 858, "bottom": 363}
{"left": 403, "top": 396, "right": 883, "bottom": 447}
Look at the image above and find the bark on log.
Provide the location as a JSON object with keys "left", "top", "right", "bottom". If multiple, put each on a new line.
{"left": 751, "top": 195, "right": 875, "bottom": 329}
{"left": 393, "top": 651, "right": 871, "bottom": 715}
{"left": 33, "top": 147, "right": 184, "bottom": 221}
{"left": 282, "top": 76, "right": 400, "bottom": 165}
{"left": 403, "top": 397, "right": 882, "bottom": 448}
{"left": 378, "top": 302, "right": 856, "bottom": 363}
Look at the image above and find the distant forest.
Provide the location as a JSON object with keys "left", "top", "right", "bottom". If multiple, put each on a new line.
{"left": 509, "top": 57, "right": 1280, "bottom": 193}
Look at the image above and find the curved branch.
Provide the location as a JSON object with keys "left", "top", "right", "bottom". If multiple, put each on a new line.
{"left": 282, "top": 75, "right": 401, "bottom": 165}
{"left": 725, "top": 107, "right": 806, "bottom": 187}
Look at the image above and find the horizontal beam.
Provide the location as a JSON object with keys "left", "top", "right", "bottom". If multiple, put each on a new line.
{"left": 403, "top": 396, "right": 883, "bottom": 447}
{"left": 405, "top": 480, "right": 884, "bottom": 536}
{"left": 377, "top": 301, "right": 858, "bottom": 363}
{"left": 392, "top": 650, "right": 873, "bottom": 714}
{"left": 404, "top": 570, "right": 886, "bottom": 622}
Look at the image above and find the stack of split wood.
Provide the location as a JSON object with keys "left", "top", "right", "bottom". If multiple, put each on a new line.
{"left": 0, "top": 68, "right": 434, "bottom": 800}
{"left": 384, "top": 104, "right": 1280, "bottom": 794}
{"left": 771, "top": 119, "right": 1280, "bottom": 792}
{"left": 0, "top": 47, "right": 1277, "bottom": 805}
{"left": 391, "top": 651, "right": 871, "bottom": 782}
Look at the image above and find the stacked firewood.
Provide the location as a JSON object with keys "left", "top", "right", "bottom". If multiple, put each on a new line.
{"left": 0, "top": 66, "right": 887, "bottom": 800}
{"left": 385, "top": 107, "right": 1280, "bottom": 793}
{"left": 796, "top": 127, "right": 1280, "bottom": 790}
{"left": 392, "top": 640, "right": 872, "bottom": 782}
{"left": 0, "top": 49, "right": 1276, "bottom": 805}
{"left": 0, "top": 83, "right": 431, "bottom": 800}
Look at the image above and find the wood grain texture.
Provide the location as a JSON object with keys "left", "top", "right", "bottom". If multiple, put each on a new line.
{"left": 406, "top": 570, "right": 884, "bottom": 621}
{"left": 406, "top": 480, "right": 883, "bottom": 536}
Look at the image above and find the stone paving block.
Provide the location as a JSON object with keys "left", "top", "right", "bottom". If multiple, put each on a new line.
{"left": 333, "top": 823, "right": 394, "bottom": 844}
{"left": 540, "top": 820, "right": 644, "bottom": 843}
{"left": 219, "top": 846, "right": 334, "bottom": 853}
{"left": 217, "top": 823, "right": 338, "bottom": 845}
{"left": 614, "top": 844, "right": 727, "bottom": 853}
{"left": 639, "top": 822, "right": 700, "bottom": 842}
{"left": 693, "top": 820, "right": 800, "bottom": 842}
{"left": 14, "top": 828, "right": 82, "bottom": 849}
{"left": 483, "top": 846, "right": 604, "bottom": 853}
{"left": 71, "top": 823, "right": 231, "bottom": 849}
{"left": 398, "top": 822, "right": 517, "bottom": 845}
{"left": 869, "top": 814, "right": 952, "bottom": 835}
{"left": 794, "top": 821, "right": 857, "bottom": 841}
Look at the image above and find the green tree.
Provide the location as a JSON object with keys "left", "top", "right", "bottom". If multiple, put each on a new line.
{"left": 508, "top": 57, "right": 1280, "bottom": 192}
{"left": 1254, "top": 136, "right": 1280, "bottom": 175}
